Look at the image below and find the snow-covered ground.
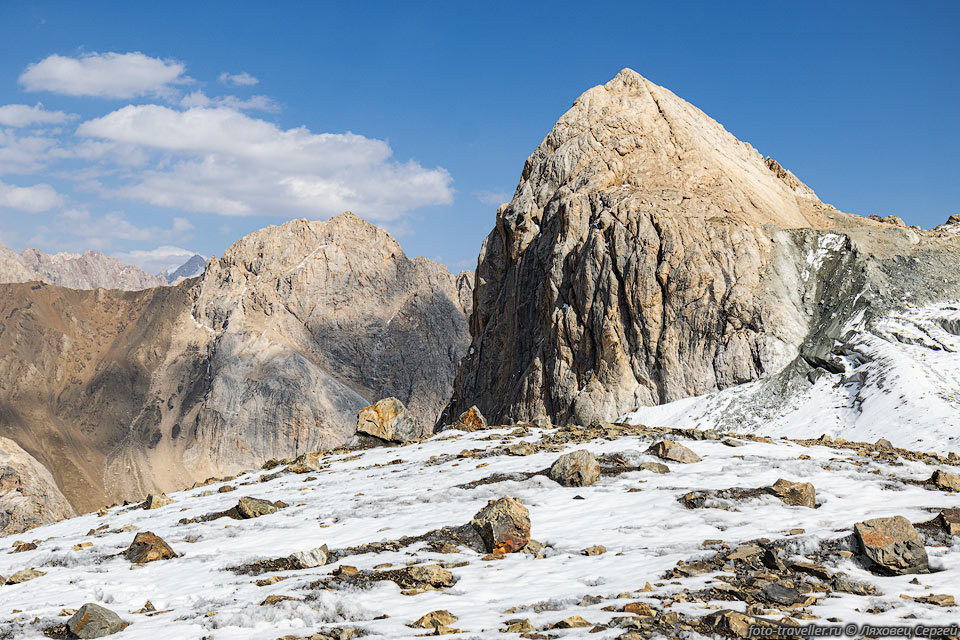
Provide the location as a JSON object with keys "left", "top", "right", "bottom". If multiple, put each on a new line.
{"left": 624, "top": 302, "right": 960, "bottom": 454}
{"left": 1, "top": 424, "right": 958, "bottom": 638}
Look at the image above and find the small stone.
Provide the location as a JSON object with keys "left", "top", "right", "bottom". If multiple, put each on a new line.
{"left": 409, "top": 610, "right": 458, "bottom": 629}
{"left": 552, "top": 615, "right": 591, "bottom": 629}
{"left": 124, "top": 532, "right": 176, "bottom": 564}
{"left": 217, "top": 485, "right": 235, "bottom": 493}
{"left": 581, "top": 545, "right": 606, "bottom": 556}
{"left": 637, "top": 462, "right": 669, "bottom": 474}
{"left": 67, "top": 603, "right": 127, "bottom": 638}
{"left": 286, "top": 452, "right": 323, "bottom": 474}
{"left": 623, "top": 602, "right": 655, "bottom": 616}
{"left": 531, "top": 416, "right": 551, "bottom": 428}
{"left": 548, "top": 450, "right": 600, "bottom": 487}
{"left": 767, "top": 479, "right": 816, "bottom": 508}
{"left": 132, "top": 602, "right": 155, "bottom": 614}
{"left": 450, "top": 406, "right": 487, "bottom": 432}
{"left": 790, "top": 561, "right": 832, "bottom": 580}
{"left": 760, "top": 583, "right": 800, "bottom": 606}
{"left": 237, "top": 496, "right": 279, "bottom": 518}
{"left": 141, "top": 493, "right": 174, "bottom": 510}
{"left": 761, "top": 548, "right": 787, "bottom": 572}
{"left": 915, "top": 594, "right": 955, "bottom": 607}
{"left": 876, "top": 438, "right": 893, "bottom": 449}
{"left": 288, "top": 545, "right": 328, "bottom": 569}
{"left": 6, "top": 568, "right": 45, "bottom": 584}
{"left": 357, "top": 397, "right": 421, "bottom": 443}
{"left": 260, "top": 595, "right": 300, "bottom": 606}
{"left": 788, "top": 528, "right": 805, "bottom": 535}
{"left": 727, "top": 544, "right": 763, "bottom": 561}
{"left": 646, "top": 440, "right": 701, "bottom": 463}
{"left": 470, "top": 496, "right": 531, "bottom": 554}
{"left": 832, "top": 577, "right": 876, "bottom": 596}
{"left": 59, "top": 609, "right": 78, "bottom": 617}
{"left": 380, "top": 564, "right": 454, "bottom": 590}
{"left": 928, "top": 470, "right": 960, "bottom": 492}
{"left": 854, "top": 516, "right": 929, "bottom": 575}
{"left": 503, "top": 618, "right": 534, "bottom": 633}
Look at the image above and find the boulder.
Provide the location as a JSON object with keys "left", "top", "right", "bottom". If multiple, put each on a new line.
{"left": 289, "top": 545, "right": 328, "bottom": 569}
{"left": 854, "top": 516, "right": 929, "bottom": 575}
{"left": 237, "top": 496, "right": 279, "bottom": 519}
{"left": 548, "top": 450, "right": 600, "bottom": 487}
{"left": 286, "top": 452, "right": 323, "bottom": 474}
{"left": 928, "top": 470, "right": 960, "bottom": 492}
{"left": 6, "top": 568, "right": 45, "bottom": 584}
{"left": 124, "top": 531, "right": 176, "bottom": 564}
{"left": 637, "top": 462, "right": 670, "bottom": 474}
{"left": 552, "top": 616, "right": 591, "bottom": 629}
{"left": 67, "top": 603, "right": 127, "bottom": 638}
{"left": 767, "top": 479, "right": 816, "bottom": 508}
{"left": 141, "top": 493, "right": 174, "bottom": 510}
{"left": 379, "top": 564, "right": 454, "bottom": 590}
{"left": 646, "top": 440, "right": 701, "bottom": 463}
{"left": 449, "top": 406, "right": 487, "bottom": 432}
{"left": 470, "top": 497, "right": 531, "bottom": 554}
{"left": 938, "top": 509, "right": 960, "bottom": 535}
{"left": 356, "top": 397, "right": 420, "bottom": 443}
{"left": 409, "top": 610, "right": 458, "bottom": 629}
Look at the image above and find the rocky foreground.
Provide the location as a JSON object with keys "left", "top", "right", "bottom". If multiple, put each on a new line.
{"left": 1, "top": 413, "right": 958, "bottom": 639}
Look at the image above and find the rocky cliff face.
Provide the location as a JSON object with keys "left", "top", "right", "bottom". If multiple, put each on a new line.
{"left": 0, "top": 244, "right": 166, "bottom": 290}
{"left": 448, "top": 68, "right": 960, "bottom": 427}
{"left": 0, "top": 213, "right": 470, "bottom": 516}
{"left": 0, "top": 437, "right": 75, "bottom": 536}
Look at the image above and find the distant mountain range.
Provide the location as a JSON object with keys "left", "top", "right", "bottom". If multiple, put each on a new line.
{"left": 0, "top": 243, "right": 205, "bottom": 290}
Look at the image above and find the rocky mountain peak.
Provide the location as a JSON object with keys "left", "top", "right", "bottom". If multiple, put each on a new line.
{"left": 449, "top": 69, "right": 959, "bottom": 428}
{"left": 0, "top": 242, "right": 166, "bottom": 290}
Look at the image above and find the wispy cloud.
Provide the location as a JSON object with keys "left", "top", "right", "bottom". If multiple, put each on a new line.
{"left": 218, "top": 71, "right": 258, "bottom": 87}
{"left": 0, "top": 179, "right": 63, "bottom": 212}
{"left": 0, "top": 103, "right": 76, "bottom": 127}
{"left": 76, "top": 104, "right": 453, "bottom": 220}
{"left": 19, "top": 52, "right": 190, "bottom": 99}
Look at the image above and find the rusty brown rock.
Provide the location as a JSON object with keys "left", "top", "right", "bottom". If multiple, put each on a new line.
{"left": 124, "top": 532, "right": 176, "bottom": 564}
{"left": 470, "top": 497, "right": 531, "bottom": 554}
{"left": 767, "top": 478, "right": 816, "bottom": 508}
{"left": 854, "top": 516, "right": 928, "bottom": 575}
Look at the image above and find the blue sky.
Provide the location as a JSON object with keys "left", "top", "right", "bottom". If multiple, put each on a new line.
{"left": 0, "top": 1, "right": 957, "bottom": 273}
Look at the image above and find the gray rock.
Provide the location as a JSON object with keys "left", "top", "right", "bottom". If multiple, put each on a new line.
{"left": 356, "top": 397, "right": 421, "bottom": 443}
{"left": 637, "top": 462, "right": 670, "bottom": 474}
{"left": 237, "top": 496, "right": 278, "bottom": 519}
{"left": 67, "top": 603, "right": 127, "bottom": 638}
{"left": 548, "top": 450, "right": 600, "bottom": 487}
{"left": 0, "top": 438, "right": 75, "bottom": 537}
{"left": 854, "top": 516, "right": 929, "bottom": 575}
{"left": 759, "top": 582, "right": 800, "bottom": 606}
{"left": 289, "top": 545, "right": 328, "bottom": 569}
{"left": 646, "top": 440, "right": 701, "bottom": 463}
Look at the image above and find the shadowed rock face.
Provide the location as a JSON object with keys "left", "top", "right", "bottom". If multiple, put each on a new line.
{"left": 0, "top": 213, "right": 470, "bottom": 515}
{"left": 447, "top": 68, "right": 960, "bottom": 426}
{"left": 0, "top": 437, "right": 75, "bottom": 536}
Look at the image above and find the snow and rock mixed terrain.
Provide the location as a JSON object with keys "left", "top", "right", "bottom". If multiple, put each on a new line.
{"left": 1, "top": 420, "right": 958, "bottom": 638}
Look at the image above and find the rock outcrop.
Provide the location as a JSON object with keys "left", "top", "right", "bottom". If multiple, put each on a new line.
{"left": 0, "top": 243, "right": 166, "bottom": 290}
{"left": 448, "top": 68, "right": 960, "bottom": 428}
{"left": 0, "top": 437, "right": 75, "bottom": 536}
{"left": 0, "top": 213, "right": 471, "bottom": 513}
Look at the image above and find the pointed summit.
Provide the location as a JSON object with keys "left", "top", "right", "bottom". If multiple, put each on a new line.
{"left": 518, "top": 68, "right": 825, "bottom": 233}
{"left": 449, "top": 71, "right": 851, "bottom": 427}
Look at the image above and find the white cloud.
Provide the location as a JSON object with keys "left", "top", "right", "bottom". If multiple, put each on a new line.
{"left": 76, "top": 104, "right": 453, "bottom": 220}
{"left": 179, "top": 90, "right": 279, "bottom": 112}
{"left": 112, "top": 244, "right": 200, "bottom": 274}
{"left": 0, "top": 179, "right": 63, "bottom": 212}
{"left": 0, "top": 129, "right": 61, "bottom": 174}
{"left": 0, "top": 103, "right": 76, "bottom": 127}
{"left": 19, "top": 52, "right": 189, "bottom": 99}
{"left": 218, "top": 71, "right": 259, "bottom": 87}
